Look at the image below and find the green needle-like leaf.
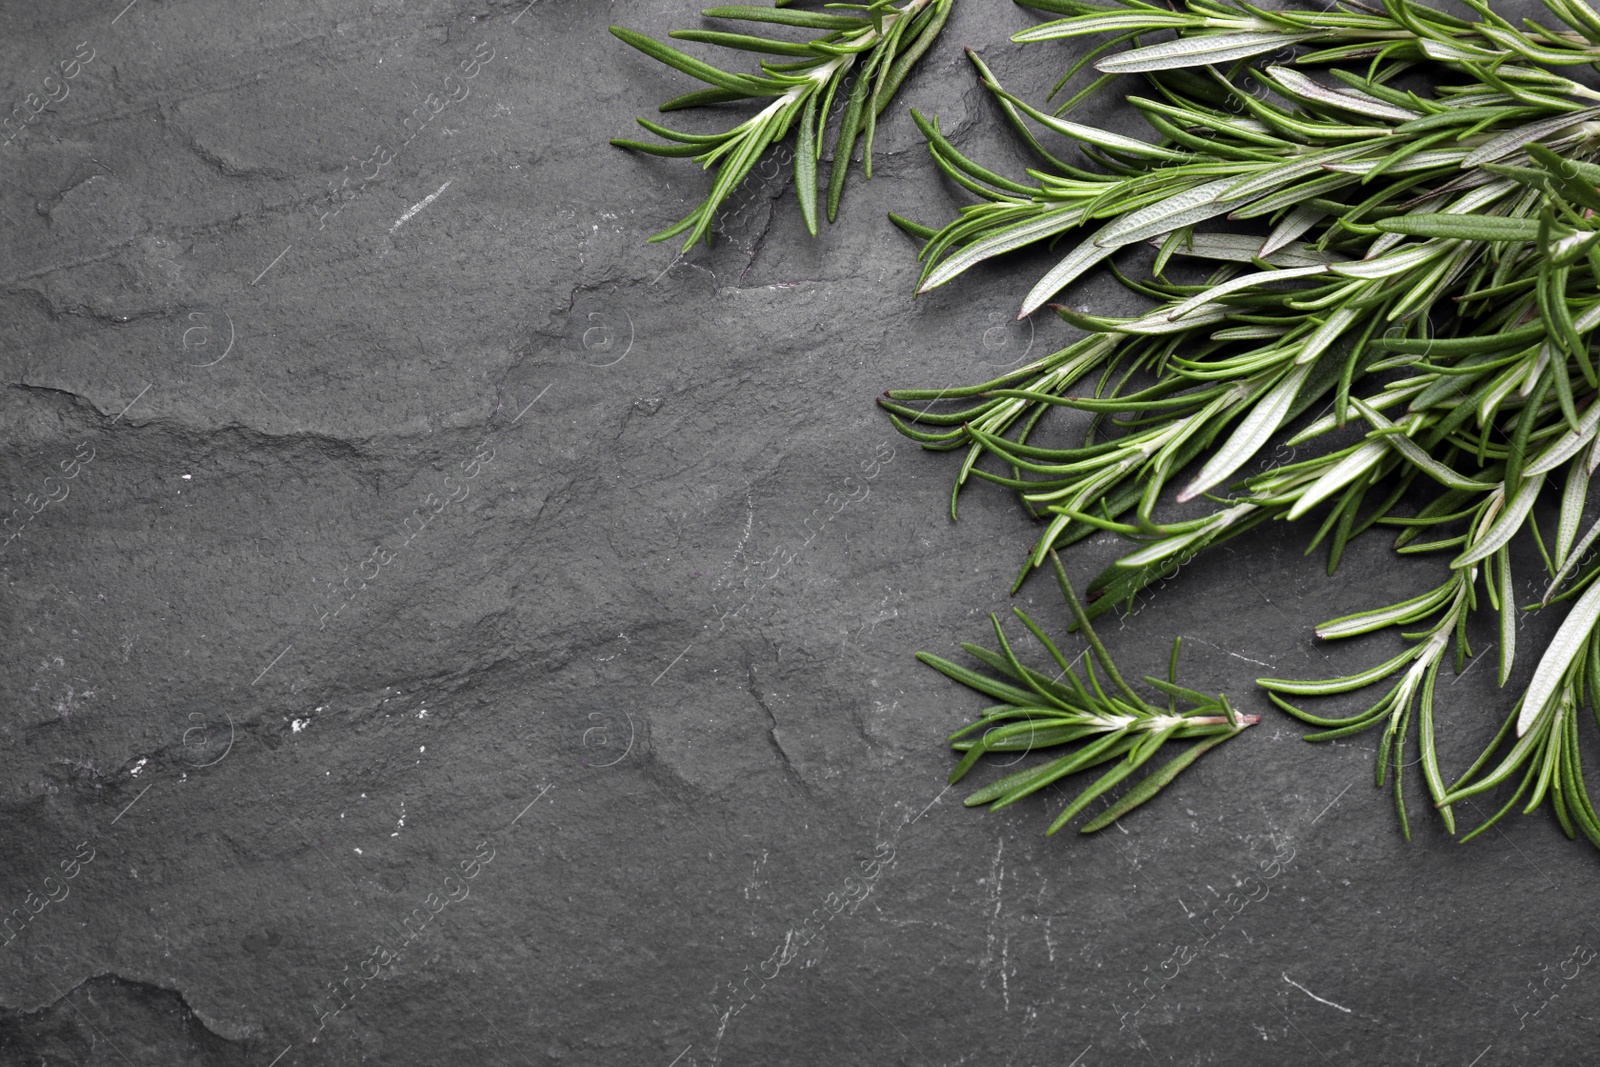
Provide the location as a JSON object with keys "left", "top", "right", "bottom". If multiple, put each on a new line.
{"left": 1372, "top": 214, "right": 1545, "bottom": 241}
{"left": 1078, "top": 732, "right": 1237, "bottom": 832}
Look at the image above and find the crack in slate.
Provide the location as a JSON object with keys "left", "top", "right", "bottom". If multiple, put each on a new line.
{"left": 743, "top": 658, "right": 810, "bottom": 796}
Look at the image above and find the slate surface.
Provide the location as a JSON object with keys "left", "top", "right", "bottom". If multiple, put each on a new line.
{"left": 2, "top": 1, "right": 1597, "bottom": 1064}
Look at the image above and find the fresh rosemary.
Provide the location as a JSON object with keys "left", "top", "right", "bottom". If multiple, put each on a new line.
{"left": 924, "top": 550, "right": 1256, "bottom": 834}
{"left": 610, "top": 0, "right": 952, "bottom": 249}
{"left": 612, "top": 0, "right": 1600, "bottom": 849}
{"left": 885, "top": 0, "right": 1600, "bottom": 845}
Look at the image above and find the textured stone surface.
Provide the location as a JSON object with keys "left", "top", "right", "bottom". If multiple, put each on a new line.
{"left": 2, "top": 1, "right": 1598, "bottom": 1064}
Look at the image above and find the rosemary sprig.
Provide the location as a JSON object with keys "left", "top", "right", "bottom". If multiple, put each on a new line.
{"left": 610, "top": 0, "right": 952, "bottom": 250}
{"left": 921, "top": 551, "right": 1257, "bottom": 833}
{"left": 1013, "top": 0, "right": 1600, "bottom": 70}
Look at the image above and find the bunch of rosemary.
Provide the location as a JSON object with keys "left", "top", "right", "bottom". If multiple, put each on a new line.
{"left": 884, "top": 0, "right": 1600, "bottom": 844}
{"left": 613, "top": 0, "right": 1600, "bottom": 847}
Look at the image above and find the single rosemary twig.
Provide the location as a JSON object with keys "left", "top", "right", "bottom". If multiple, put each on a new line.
{"left": 610, "top": 0, "right": 952, "bottom": 249}
{"left": 921, "top": 550, "right": 1257, "bottom": 834}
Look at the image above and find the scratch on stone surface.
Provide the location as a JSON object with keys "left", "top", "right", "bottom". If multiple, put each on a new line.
{"left": 903, "top": 783, "right": 951, "bottom": 831}
{"left": 650, "top": 252, "right": 692, "bottom": 288}
{"left": 112, "top": 383, "right": 151, "bottom": 424}
{"left": 1001, "top": 930, "right": 1011, "bottom": 1012}
{"left": 652, "top": 643, "right": 693, "bottom": 686}
{"left": 111, "top": 783, "right": 152, "bottom": 824}
{"left": 1311, "top": 781, "right": 1354, "bottom": 825}
{"left": 252, "top": 643, "right": 293, "bottom": 686}
{"left": 508, "top": 784, "right": 553, "bottom": 827}
{"left": 743, "top": 849, "right": 769, "bottom": 900}
{"left": 704, "top": 490, "right": 754, "bottom": 590}
{"left": 1187, "top": 635, "right": 1272, "bottom": 668}
{"left": 709, "top": 1003, "right": 730, "bottom": 1067}
{"left": 1282, "top": 973, "right": 1352, "bottom": 1014}
{"left": 1450, "top": 646, "right": 1489, "bottom": 686}
{"left": 728, "top": 493, "right": 755, "bottom": 565}
{"left": 391, "top": 179, "right": 453, "bottom": 233}
{"left": 982, "top": 838, "right": 1009, "bottom": 1011}
{"left": 512, "top": 382, "right": 552, "bottom": 423}
{"left": 251, "top": 244, "right": 291, "bottom": 285}
{"left": 1003, "top": 1004, "right": 1039, "bottom": 1067}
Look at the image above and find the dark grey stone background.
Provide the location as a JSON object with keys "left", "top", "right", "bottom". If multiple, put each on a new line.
{"left": 2, "top": 0, "right": 1596, "bottom": 1064}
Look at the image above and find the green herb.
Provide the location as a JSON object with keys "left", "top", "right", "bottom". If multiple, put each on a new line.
{"left": 883, "top": 0, "right": 1600, "bottom": 845}
{"left": 923, "top": 550, "right": 1256, "bottom": 834}
{"left": 610, "top": 0, "right": 952, "bottom": 249}
{"left": 610, "top": 0, "right": 1600, "bottom": 848}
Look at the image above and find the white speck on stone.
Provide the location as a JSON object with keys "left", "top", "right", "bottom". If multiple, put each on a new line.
{"left": 129, "top": 758, "right": 147, "bottom": 777}
{"left": 291, "top": 719, "right": 308, "bottom": 733}
{"left": 182, "top": 474, "right": 191, "bottom": 480}
{"left": 354, "top": 848, "right": 363, "bottom": 855}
